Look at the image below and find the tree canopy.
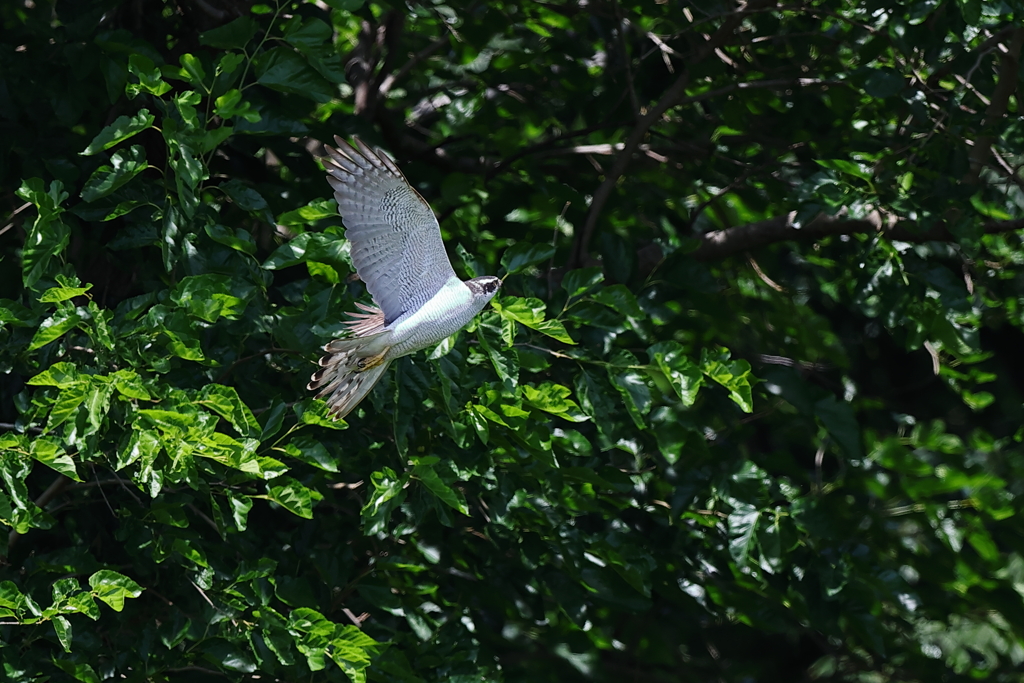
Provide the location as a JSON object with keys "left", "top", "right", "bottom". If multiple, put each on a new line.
{"left": 2, "top": 0, "right": 1024, "bottom": 681}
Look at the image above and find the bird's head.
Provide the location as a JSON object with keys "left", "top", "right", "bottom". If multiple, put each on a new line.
{"left": 466, "top": 275, "right": 502, "bottom": 304}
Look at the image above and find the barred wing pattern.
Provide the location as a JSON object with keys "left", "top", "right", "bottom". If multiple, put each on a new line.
{"left": 323, "top": 137, "right": 457, "bottom": 325}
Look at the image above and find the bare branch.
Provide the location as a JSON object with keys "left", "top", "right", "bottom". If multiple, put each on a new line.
{"left": 566, "top": 0, "right": 790, "bottom": 267}
{"left": 692, "top": 212, "right": 1024, "bottom": 261}
{"left": 379, "top": 35, "right": 449, "bottom": 98}
{"left": 966, "top": 28, "right": 1024, "bottom": 183}
{"left": 0, "top": 202, "right": 31, "bottom": 238}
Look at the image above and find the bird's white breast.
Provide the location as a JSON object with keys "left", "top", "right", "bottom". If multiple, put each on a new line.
{"left": 386, "top": 275, "right": 476, "bottom": 357}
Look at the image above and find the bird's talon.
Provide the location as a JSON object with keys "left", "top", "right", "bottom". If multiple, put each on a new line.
{"left": 356, "top": 352, "right": 386, "bottom": 371}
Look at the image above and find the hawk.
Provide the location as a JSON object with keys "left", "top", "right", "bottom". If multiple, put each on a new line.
{"left": 307, "top": 138, "right": 501, "bottom": 420}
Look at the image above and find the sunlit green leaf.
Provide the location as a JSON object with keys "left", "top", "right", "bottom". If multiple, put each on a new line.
{"left": 500, "top": 241, "right": 556, "bottom": 275}
{"left": 81, "top": 145, "right": 149, "bottom": 202}
{"left": 88, "top": 571, "right": 144, "bottom": 612}
{"left": 81, "top": 110, "right": 155, "bottom": 155}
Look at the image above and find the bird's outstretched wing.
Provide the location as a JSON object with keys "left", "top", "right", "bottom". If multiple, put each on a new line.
{"left": 323, "top": 137, "right": 457, "bottom": 325}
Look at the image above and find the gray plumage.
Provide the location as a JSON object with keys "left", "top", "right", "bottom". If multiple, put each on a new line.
{"left": 323, "top": 137, "right": 456, "bottom": 324}
{"left": 307, "top": 137, "right": 501, "bottom": 420}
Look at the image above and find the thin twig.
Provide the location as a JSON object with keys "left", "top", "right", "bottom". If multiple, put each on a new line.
{"left": 92, "top": 465, "right": 116, "bottom": 518}
{"left": 966, "top": 28, "right": 1024, "bottom": 183}
{"left": 814, "top": 444, "right": 825, "bottom": 493}
{"left": 613, "top": 2, "right": 640, "bottom": 118}
{"left": 990, "top": 147, "right": 1024, "bottom": 193}
{"left": 747, "top": 255, "right": 785, "bottom": 292}
{"left": 379, "top": 35, "right": 449, "bottom": 98}
{"left": 694, "top": 212, "right": 1024, "bottom": 261}
{"left": 885, "top": 499, "right": 975, "bottom": 517}
{"left": 0, "top": 202, "right": 32, "bottom": 238}
{"left": 341, "top": 607, "right": 368, "bottom": 628}
{"left": 188, "top": 504, "right": 222, "bottom": 536}
{"left": 569, "top": 64, "right": 833, "bottom": 265}
{"left": 0, "top": 423, "right": 43, "bottom": 434}
{"left": 214, "top": 347, "right": 301, "bottom": 384}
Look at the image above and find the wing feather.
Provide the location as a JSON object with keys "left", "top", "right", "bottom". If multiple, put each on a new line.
{"left": 324, "top": 137, "right": 457, "bottom": 324}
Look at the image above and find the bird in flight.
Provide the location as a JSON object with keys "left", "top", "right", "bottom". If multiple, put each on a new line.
{"left": 307, "top": 137, "right": 501, "bottom": 420}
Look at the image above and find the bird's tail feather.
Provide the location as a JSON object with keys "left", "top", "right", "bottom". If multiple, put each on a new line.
{"left": 307, "top": 332, "right": 391, "bottom": 420}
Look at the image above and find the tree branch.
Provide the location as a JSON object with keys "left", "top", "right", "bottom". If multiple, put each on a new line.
{"left": 692, "top": 211, "right": 1024, "bottom": 261}
{"left": 378, "top": 35, "right": 449, "bottom": 99}
{"left": 348, "top": 20, "right": 379, "bottom": 118}
{"left": 965, "top": 28, "right": 1024, "bottom": 184}
{"left": 568, "top": 0, "right": 778, "bottom": 268}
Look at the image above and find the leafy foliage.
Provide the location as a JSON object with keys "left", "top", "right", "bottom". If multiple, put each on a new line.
{"left": 2, "top": 1, "right": 1024, "bottom": 681}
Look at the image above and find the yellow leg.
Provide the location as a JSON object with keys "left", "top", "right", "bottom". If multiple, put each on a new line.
{"left": 356, "top": 351, "right": 388, "bottom": 371}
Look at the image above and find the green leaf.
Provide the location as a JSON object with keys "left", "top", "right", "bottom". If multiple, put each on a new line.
{"left": 111, "top": 369, "right": 151, "bottom": 400}
{"left": 46, "top": 381, "right": 88, "bottom": 432}
{"left": 127, "top": 54, "right": 171, "bottom": 97}
{"left": 262, "top": 232, "right": 346, "bottom": 270}
{"left": 323, "top": 0, "right": 364, "bottom": 9}
{"left": 256, "top": 47, "right": 334, "bottom": 103}
{"left": 28, "top": 308, "right": 83, "bottom": 351}
{"left": 52, "top": 659, "right": 100, "bottom": 683}
{"left": 88, "top": 570, "right": 144, "bottom": 612}
{"left": 728, "top": 503, "right": 760, "bottom": 565}
{"left": 81, "top": 110, "right": 155, "bottom": 155}
{"left": 361, "top": 467, "right": 407, "bottom": 535}
{"left": 816, "top": 158, "right": 872, "bottom": 181}
{"left": 700, "top": 348, "right": 754, "bottom": 413}
{"left": 282, "top": 436, "right": 338, "bottom": 473}
{"left": 412, "top": 461, "right": 469, "bottom": 515}
{"left": 500, "top": 241, "right": 556, "bottom": 275}
{"left": 329, "top": 625, "right": 379, "bottom": 681}
{"left": 214, "top": 89, "right": 262, "bottom": 123}
{"left": 17, "top": 178, "right": 70, "bottom": 289}
{"left": 970, "top": 191, "right": 1014, "bottom": 220}
{"left": 39, "top": 282, "right": 92, "bottom": 303}
{"left": 575, "top": 369, "right": 618, "bottom": 436}
{"left": 283, "top": 18, "right": 347, "bottom": 84}
{"left": 83, "top": 381, "right": 114, "bottom": 436}
{"left": 0, "top": 580, "right": 31, "bottom": 619}
{"left": 227, "top": 491, "right": 253, "bottom": 532}
{"left": 292, "top": 401, "right": 345, "bottom": 432}
{"left": 200, "top": 16, "right": 258, "bottom": 48}
{"left": 171, "top": 273, "right": 252, "bottom": 322}
{"left": 591, "top": 284, "right": 646, "bottom": 319}
{"left": 815, "top": 396, "right": 862, "bottom": 458}
{"left": 647, "top": 341, "right": 703, "bottom": 406}
{"left": 30, "top": 437, "right": 80, "bottom": 481}
{"left": 205, "top": 222, "right": 257, "bottom": 254}
{"left": 202, "top": 639, "right": 257, "bottom": 672}
{"left": 476, "top": 323, "right": 518, "bottom": 390}
{"left": 53, "top": 615, "right": 72, "bottom": 652}
{"left": 177, "top": 53, "right": 206, "bottom": 85}
{"left": 562, "top": 267, "right": 604, "bottom": 298}
{"left": 27, "top": 362, "right": 79, "bottom": 388}
{"left": 218, "top": 52, "right": 245, "bottom": 76}
{"left": 274, "top": 199, "right": 338, "bottom": 226}
{"left": 608, "top": 352, "right": 651, "bottom": 430}
{"left": 522, "top": 382, "right": 588, "bottom": 422}
{"left": 267, "top": 477, "right": 316, "bottom": 519}
{"left": 492, "top": 296, "right": 575, "bottom": 344}
{"left": 81, "top": 145, "right": 149, "bottom": 202}
{"left": 220, "top": 178, "right": 269, "bottom": 213}
{"left": 199, "top": 385, "right": 260, "bottom": 438}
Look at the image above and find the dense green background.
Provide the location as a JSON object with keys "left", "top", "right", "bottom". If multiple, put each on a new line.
{"left": 2, "top": 0, "right": 1024, "bottom": 680}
